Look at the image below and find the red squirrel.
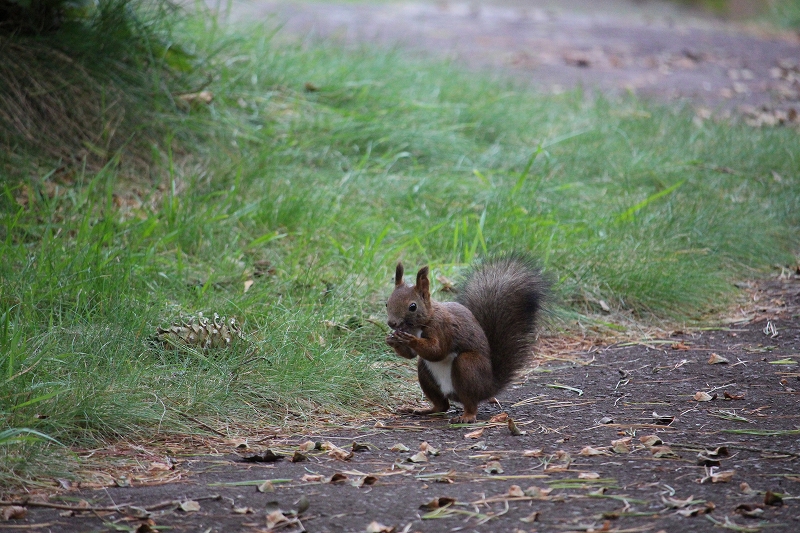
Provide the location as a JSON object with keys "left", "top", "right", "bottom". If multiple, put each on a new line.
{"left": 386, "top": 254, "right": 547, "bottom": 423}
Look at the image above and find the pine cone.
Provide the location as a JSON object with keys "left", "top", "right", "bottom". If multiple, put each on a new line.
{"left": 152, "top": 313, "right": 244, "bottom": 350}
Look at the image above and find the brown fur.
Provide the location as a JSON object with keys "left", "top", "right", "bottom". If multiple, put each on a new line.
{"left": 386, "top": 254, "right": 547, "bottom": 423}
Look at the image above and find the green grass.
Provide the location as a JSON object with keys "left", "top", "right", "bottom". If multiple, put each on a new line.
{"left": 1, "top": 8, "right": 799, "bottom": 486}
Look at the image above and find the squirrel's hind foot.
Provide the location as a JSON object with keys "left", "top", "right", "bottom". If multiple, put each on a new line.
{"left": 449, "top": 414, "right": 478, "bottom": 424}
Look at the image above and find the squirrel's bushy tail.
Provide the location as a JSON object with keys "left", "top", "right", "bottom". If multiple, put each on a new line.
{"left": 456, "top": 253, "right": 548, "bottom": 391}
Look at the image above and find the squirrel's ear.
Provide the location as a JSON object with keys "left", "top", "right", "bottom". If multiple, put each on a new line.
{"left": 415, "top": 266, "right": 430, "bottom": 301}
{"left": 394, "top": 263, "right": 404, "bottom": 287}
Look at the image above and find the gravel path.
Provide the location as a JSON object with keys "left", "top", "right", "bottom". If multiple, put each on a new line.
{"left": 222, "top": 0, "right": 800, "bottom": 123}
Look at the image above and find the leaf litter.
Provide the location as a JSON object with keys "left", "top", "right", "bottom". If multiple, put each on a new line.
{"left": 8, "top": 279, "right": 800, "bottom": 532}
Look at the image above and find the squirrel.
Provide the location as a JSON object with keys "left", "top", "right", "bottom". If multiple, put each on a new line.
{"left": 385, "top": 254, "right": 547, "bottom": 423}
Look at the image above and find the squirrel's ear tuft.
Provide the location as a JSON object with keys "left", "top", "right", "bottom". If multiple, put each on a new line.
{"left": 415, "top": 266, "right": 430, "bottom": 300}
{"left": 395, "top": 263, "right": 404, "bottom": 287}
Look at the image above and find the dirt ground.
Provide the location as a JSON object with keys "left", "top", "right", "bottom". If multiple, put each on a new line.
{"left": 3, "top": 2, "right": 800, "bottom": 531}
{"left": 223, "top": 0, "right": 800, "bottom": 124}
{"left": 4, "top": 273, "right": 799, "bottom": 532}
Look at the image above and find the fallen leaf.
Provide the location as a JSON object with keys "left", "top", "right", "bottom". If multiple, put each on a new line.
{"left": 291, "top": 451, "right": 307, "bottom": 463}
{"left": 735, "top": 503, "right": 765, "bottom": 518}
{"left": 611, "top": 437, "right": 632, "bottom": 454}
{"left": 419, "top": 442, "right": 439, "bottom": 456}
{"left": 524, "top": 486, "right": 553, "bottom": 498}
{"left": 352, "top": 442, "right": 370, "bottom": 452}
{"left": 523, "top": 449, "right": 543, "bottom": 457}
{"left": 178, "top": 500, "right": 200, "bottom": 512}
{"left": 327, "top": 443, "right": 354, "bottom": 461}
{"left": 299, "top": 440, "right": 317, "bottom": 452}
{"left": 360, "top": 475, "right": 378, "bottom": 487}
{"left": 764, "top": 490, "right": 783, "bottom": 506}
{"left": 724, "top": 391, "right": 745, "bottom": 400}
{"left": 233, "top": 507, "right": 254, "bottom": 514}
{"left": 243, "top": 279, "right": 254, "bottom": 293}
{"left": 700, "top": 469, "right": 735, "bottom": 483}
{"left": 464, "top": 427, "right": 485, "bottom": 439}
{"left": 419, "top": 497, "right": 456, "bottom": 511}
{"left": 366, "top": 521, "right": 395, "bottom": 533}
{"left": 650, "top": 446, "right": 679, "bottom": 459}
{"left": 639, "top": 435, "right": 663, "bottom": 447}
{"left": 662, "top": 495, "right": 699, "bottom": 509}
{"left": 508, "top": 418, "right": 526, "bottom": 436}
{"left": 652, "top": 412, "right": 675, "bottom": 425}
{"left": 484, "top": 460, "right": 504, "bottom": 474}
{"left": 296, "top": 495, "right": 310, "bottom": 514}
{"left": 1, "top": 506, "right": 26, "bottom": 520}
{"left": 390, "top": 443, "right": 410, "bottom": 452}
{"left": 489, "top": 412, "right": 509, "bottom": 423}
{"left": 671, "top": 341, "right": 691, "bottom": 350}
{"left": 329, "top": 473, "right": 349, "bottom": 484}
{"left": 578, "top": 471, "right": 601, "bottom": 480}
{"left": 694, "top": 391, "right": 716, "bottom": 402}
{"left": 508, "top": 484, "right": 525, "bottom": 497}
{"left": 242, "top": 450, "right": 283, "bottom": 463}
{"left": 301, "top": 474, "right": 323, "bottom": 483}
{"left": 266, "top": 510, "right": 290, "bottom": 529}
{"left": 580, "top": 446, "right": 610, "bottom": 456}
{"left": 257, "top": 480, "right": 275, "bottom": 493}
{"left": 520, "top": 511, "right": 540, "bottom": 523}
{"left": 740, "top": 482, "right": 758, "bottom": 495}
{"left": 598, "top": 416, "right": 614, "bottom": 424}
{"left": 705, "top": 446, "right": 729, "bottom": 458}
{"left": 708, "top": 353, "right": 729, "bottom": 364}
{"left": 407, "top": 451, "right": 428, "bottom": 463}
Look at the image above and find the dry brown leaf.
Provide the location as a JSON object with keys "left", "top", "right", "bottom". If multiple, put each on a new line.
{"left": 464, "top": 427, "right": 485, "bottom": 439}
{"left": 671, "top": 341, "right": 691, "bottom": 350}
{"left": 365, "top": 521, "right": 396, "bottom": 533}
{"left": 735, "top": 503, "right": 765, "bottom": 518}
{"left": 178, "top": 500, "right": 200, "bottom": 512}
{"left": 352, "top": 442, "right": 370, "bottom": 452}
{"left": 257, "top": 480, "right": 275, "bottom": 493}
{"left": 290, "top": 451, "right": 307, "bottom": 463}
{"left": 329, "top": 473, "right": 349, "bottom": 484}
{"left": 578, "top": 471, "right": 601, "bottom": 480}
{"left": 711, "top": 470, "right": 735, "bottom": 483}
{"left": 507, "top": 484, "right": 525, "bottom": 497}
{"left": 301, "top": 474, "right": 323, "bottom": 483}
{"left": 266, "top": 510, "right": 290, "bottom": 529}
{"left": 651, "top": 446, "right": 679, "bottom": 459}
{"left": 232, "top": 507, "right": 254, "bottom": 514}
{"left": 178, "top": 90, "right": 213, "bottom": 105}
{"left": 407, "top": 451, "right": 428, "bottom": 463}
{"left": 419, "top": 442, "right": 439, "bottom": 456}
{"left": 764, "top": 490, "right": 784, "bottom": 506}
{"left": 390, "top": 443, "right": 410, "bottom": 452}
{"left": 327, "top": 443, "right": 354, "bottom": 461}
{"left": 694, "top": 391, "right": 716, "bottom": 402}
{"left": 520, "top": 511, "right": 540, "bottom": 523}
{"left": 436, "top": 274, "right": 455, "bottom": 292}
{"left": 243, "top": 279, "right": 254, "bottom": 293}
{"left": 1, "top": 506, "right": 26, "bottom": 520}
{"left": 580, "top": 446, "right": 610, "bottom": 456}
{"left": 484, "top": 460, "right": 504, "bottom": 474}
{"left": 611, "top": 437, "right": 632, "bottom": 454}
{"left": 740, "top": 482, "right": 758, "bottom": 495}
{"left": 523, "top": 449, "right": 543, "bottom": 457}
{"left": 298, "top": 440, "right": 317, "bottom": 452}
{"left": 639, "top": 435, "right": 663, "bottom": 447}
{"left": 708, "top": 353, "right": 729, "bottom": 364}
{"left": 360, "top": 475, "right": 378, "bottom": 487}
{"left": 489, "top": 412, "right": 509, "bottom": 423}
{"left": 419, "top": 497, "right": 456, "bottom": 511}
{"left": 524, "top": 486, "right": 553, "bottom": 498}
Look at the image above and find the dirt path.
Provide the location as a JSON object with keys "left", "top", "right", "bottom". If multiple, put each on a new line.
{"left": 7, "top": 275, "right": 800, "bottom": 532}
{"left": 223, "top": 0, "right": 800, "bottom": 123}
{"left": 4, "top": 3, "right": 800, "bottom": 531}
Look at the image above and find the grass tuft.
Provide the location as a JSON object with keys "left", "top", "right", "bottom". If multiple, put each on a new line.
{"left": 1, "top": 8, "right": 799, "bottom": 486}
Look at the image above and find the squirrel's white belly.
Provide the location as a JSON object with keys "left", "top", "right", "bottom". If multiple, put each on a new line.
{"left": 423, "top": 353, "right": 458, "bottom": 397}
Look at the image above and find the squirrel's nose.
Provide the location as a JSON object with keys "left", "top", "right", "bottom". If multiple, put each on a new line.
{"left": 387, "top": 319, "right": 398, "bottom": 329}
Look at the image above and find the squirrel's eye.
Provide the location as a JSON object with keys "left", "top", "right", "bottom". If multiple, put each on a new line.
{"left": 409, "top": 302, "right": 417, "bottom": 312}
